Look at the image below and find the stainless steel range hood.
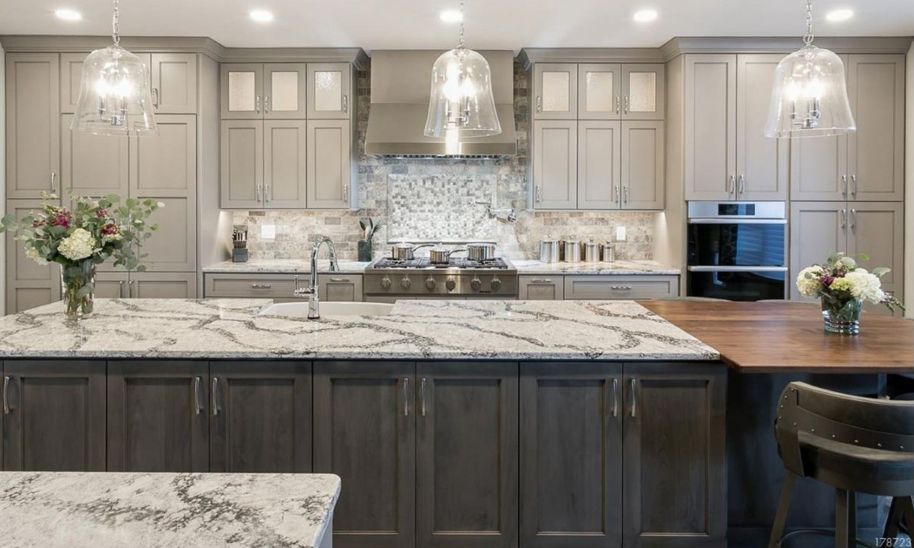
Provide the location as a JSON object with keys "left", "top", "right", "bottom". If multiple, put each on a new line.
{"left": 365, "top": 50, "right": 517, "bottom": 157}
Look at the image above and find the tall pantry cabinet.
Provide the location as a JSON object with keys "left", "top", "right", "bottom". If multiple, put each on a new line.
{"left": 5, "top": 48, "right": 202, "bottom": 313}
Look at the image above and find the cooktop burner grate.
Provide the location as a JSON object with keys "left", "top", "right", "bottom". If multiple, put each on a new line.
{"left": 372, "top": 257, "right": 511, "bottom": 270}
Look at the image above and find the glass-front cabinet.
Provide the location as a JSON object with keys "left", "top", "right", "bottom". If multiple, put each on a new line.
{"left": 536, "top": 62, "right": 664, "bottom": 121}
{"left": 221, "top": 63, "right": 306, "bottom": 120}
{"left": 533, "top": 63, "right": 578, "bottom": 120}
{"left": 307, "top": 63, "right": 351, "bottom": 119}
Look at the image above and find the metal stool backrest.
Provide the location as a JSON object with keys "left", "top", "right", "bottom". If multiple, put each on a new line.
{"left": 775, "top": 382, "right": 914, "bottom": 478}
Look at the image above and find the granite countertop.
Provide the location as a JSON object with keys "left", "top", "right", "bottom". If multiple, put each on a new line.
{"left": 203, "top": 259, "right": 370, "bottom": 274}
{"left": 0, "top": 299, "right": 718, "bottom": 361}
{"left": 512, "top": 259, "right": 681, "bottom": 275}
{"left": 0, "top": 472, "right": 340, "bottom": 548}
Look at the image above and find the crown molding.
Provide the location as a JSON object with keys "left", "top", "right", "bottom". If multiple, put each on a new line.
{"left": 518, "top": 47, "right": 666, "bottom": 69}
{"left": 661, "top": 36, "right": 914, "bottom": 60}
{"left": 219, "top": 47, "right": 369, "bottom": 68}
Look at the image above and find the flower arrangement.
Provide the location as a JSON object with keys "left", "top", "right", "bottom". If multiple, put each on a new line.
{"left": 796, "top": 253, "right": 904, "bottom": 334}
{"left": 0, "top": 194, "right": 161, "bottom": 318}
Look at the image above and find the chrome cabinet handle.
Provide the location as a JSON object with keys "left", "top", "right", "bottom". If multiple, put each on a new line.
{"left": 623, "top": 95, "right": 630, "bottom": 114}
{"left": 850, "top": 208, "right": 857, "bottom": 232}
{"left": 851, "top": 174, "right": 857, "bottom": 197}
{"left": 622, "top": 186, "right": 629, "bottom": 205}
{"left": 152, "top": 87, "right": 160, "bottom": 110}
{"left": 402, "top": 377, "right": 410, "bottom": 417}
{"left": 611, "top": 285, "right": 633, "bottom": 291}
{"left": 840, "top": 209, "right": 847, "bottom": 230}
{"left": 738, "top": 174, "right": 745, "bottom": 196}
{"left": 2, "top": 376, "right": 10, "bottom": 415}
{"left": 193, "top": 376, "right": 203, "bottom": 415}
{"left": 118, "top": 280, "right": 125, "bottom": 298}
{"left": 727, "top": 175, "right": 735, "bottom": 196}
{"left": 630, "top": 378, "right": 638, "bottom": 418}
{"left": 211, "top": 377, "right": 221, "bottom": 416}
{"left": 530, "top": 279, "right": 553, "bottom": 284}
{"left": 49, "top": 171, "right": 57, "bottom": 193}
{"left": 342, "top": 94, "right": 349, "bottom": 114}
{"left": 842, "top": 174, "right": 848, "bottom": 197}
{"left": 250, "top": 283, "right": 273, "bottom": 289}
{"left": 264, "top": 95, "right": 270, "bottom": 114}
{"left": 264, "top": 183, "right": 272, "bottom": 205}
{"left": 255, "top": 95, "right": 261, "bottom": 113}
{"left": 536, "top": 96, "right": 543, "bottom": 113}
{"left": 342, "top": 181, "right": 349, "bottom": 201}
{"left": 328, "top": 277, "right": 347, "bottom": 283}
{"left": 420, "top": 377, "right": 428, "bottom": 417}
{"left": 612, "top": 378, "right": 619, "bottom": 418}
{"left": 535, "top": 185, "right": 542, "bottom": 203}
{"left": 255, "top": 184, "right": 263, "bottom": 204}
{"left": 128, "top": 280, "right": 136, "bottom": 298}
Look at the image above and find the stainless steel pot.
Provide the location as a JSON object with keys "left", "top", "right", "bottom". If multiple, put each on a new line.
{"left": 429, "top": 245, "right": 466, "bottom": 264}
{"left": 390, "top": 243, "right": 433, "bottom": 261}
{"left": 466, "top": 243, "right": 497, "bottom": 262}
{"left": 539, "top": 239, "right": 560, "bottom": 263}
{"left": 583, "top": 241, "right": 600, "bottom": 262}
{"left": 563, "top": 240, "right": 581, "bottom": 263}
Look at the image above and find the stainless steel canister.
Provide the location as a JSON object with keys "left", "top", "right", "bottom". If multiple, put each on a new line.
{"left": 539, "top": 239, "right": 560, "bottom": 263}
{"left": 601, "top": 242, "right": 616, "bottom": 263}
{"left": 583, "top": 240, "right": 600, "bottom": 262}
{"left": 563, "top": 240, "right": 581, "bottom": 263}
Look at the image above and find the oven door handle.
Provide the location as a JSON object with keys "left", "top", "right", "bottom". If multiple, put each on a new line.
{"left": 688, "top": 266, "right": 788, "bottom": 273}
{"left": 687, "top": 218, "right": 787, "bottom": 225}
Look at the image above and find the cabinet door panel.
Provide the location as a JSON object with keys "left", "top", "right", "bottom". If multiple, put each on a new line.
{"left": 150, "top": 53, "right": 197, "bottom": 114}
{"left": 95, "top": 272, "right": 128, "bottom": 299}
{"left": 789, "top": 202, "right": 848, "bottom": 301}
{"left": 848, "top": 203, "right": 904, "bottom": 295}
{"left": 264, "top": 120, "right": 307, "bottom": 208}
{"left": 319, "top": 275, "right": 363, "bottom": 302}
{"left": 60, "top": 52, "right": 87, "bottom": 113}
{"left": 131, "top": 114, "right": 197, "bottom": 197}
{"left": 2, "top": 361, "right": 105, "bottom": 471}
{"left": 846, "top": 55, "right": 904, "bottom": 201}
{"left": 220, "top": 120, "right": 264, "bottom": 208}
{"left": 622, "top": 364, "right": 726, "bottom": 548}
{"left": 307, "top": 119, "right": 352, "bottom": 208}
{"left": 107, "top": 361, "right": 208, "bottom": 472}
{"left": 579, "top": 64, "right": 621, "bottom": 120}
{"left": 790, "top": 136, "right": 848, "bottom": 201}
{"left": 129, "top": 273, "right": 197, "bottom": 299}
{"left": 210, "top": 362, "right": 311, "bottom": 473}
{"left": 519, "top": 276, "right": 565, "bottom": 300}
{"left": 534, "top": 63, "right": 578, "bottom": 120}
{"left": 684, "top": 55, "right": 736, "bottom": 201}
{"left": 221, "top": 63, "right": 263, "bottom": 119}
{"left": 622, "top": 121, "right": 664, "bottom": 210}
{"left": 416, "top": 362, "right": 518, "bottom": 548}
{"left": 60, "top": 115, "right": 129, "bottom": 199}
{"left": 6, "top": 53, "right": 60, "bottom": 199}
{"left": 5, "top": 199, "right": 62, "bottom": 314}
{"left": 578, "top": 121, "right": 621, "bottom": 210}
{"left": 313, "top": 362, "right": 415, "bottom": 548}
{"left": 622, "top": 64, "right": 664, "bottom": 121}
{"left": 307, "top": 63, "right": 351, "bottom": 119}
{"left": 533, "top": 120, "right": 577, "bottom": 209}
{"left": 265, "top": 63, "right": 307, "bottom": 119}
{"left": 520, "top": 362, "right": 622, "bottom": 548}
{"left": 736, "top": 55, "right": 788, "bottom": 200}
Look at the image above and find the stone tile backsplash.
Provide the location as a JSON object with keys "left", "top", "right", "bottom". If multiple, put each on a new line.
{"left": 231, "top": 60, "right": 657, "bottom": 262}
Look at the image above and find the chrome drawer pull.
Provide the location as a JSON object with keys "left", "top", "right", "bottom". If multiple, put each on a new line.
{"left": 612, "top": 378, "right": 619, "bottom": 418}
{"left": 530, "top": 279, "right": 552, "bottom": 284}
{"left": 211, "top": 377, "right": 221, "bottom": 416}
{"left": 328, "top": 277, "right": 347, "bottom": 283}
{"left": 193, "top": 376, "right": 203, "bottom": 415}
{"left": 630, "top": 378, "right": 638, "bottom": 418}
{"left": 402, "top": 377, "right": 410, "bottom": 417}
{"left": 250, "top": 283, "right": 273, "bottom": 289}
{"left": 2, "top": 376, "right": 10, "bottom": 414}
{"left": 610, "top": 285, "right": 633, "bottom": 291}
{"left": 420, "top": 377, "right": 428, "bottom": 417}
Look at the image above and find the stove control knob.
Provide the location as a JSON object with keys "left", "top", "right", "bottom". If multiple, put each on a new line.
{"left": 425, "top": 277, "right": 437, "bottom": 290}
{"left": 445, "top": 277, "right": 457, "bottom": 291}
{"left": 380, "top": 277, "right": 392, "bottom": 290}
{"left": 471, "top": 277, "right": 483, "bottom": 291}
{"left": 491, "top": 277, "right": 503, "bottom": 291}
{"left": 400, "top": 277, "right": 412, "bottom": 290}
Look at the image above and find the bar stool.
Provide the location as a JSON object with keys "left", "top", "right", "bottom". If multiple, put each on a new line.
{"left": 769, "top": 382, "right": 914, "bottom": 548}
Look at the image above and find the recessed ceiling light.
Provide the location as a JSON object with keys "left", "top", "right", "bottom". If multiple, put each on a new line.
{"left": 249, "top": 9, "right": 274, "bottom": 23}
{"left": 633, "top": 9, "right": 658, "bottom": 23}
{"left": 826, "top": 8, "right": 854, "bottom": 22}
{"left": 54, "top": 8, "right": 82, "bottom": 21}
{"left": 439, "top": 9, "right": 463, "bottom": 23}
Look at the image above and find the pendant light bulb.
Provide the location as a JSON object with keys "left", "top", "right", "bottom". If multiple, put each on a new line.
{"left": 765, "top": 0, "right": 855, "bottom": 138}
{"left": 71, "top": 0, "right": 157, "bottom": 136}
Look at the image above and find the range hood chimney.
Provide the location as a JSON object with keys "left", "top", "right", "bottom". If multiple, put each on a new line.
{"left": 365, "top": 50, "right": 517, "bottom": 157}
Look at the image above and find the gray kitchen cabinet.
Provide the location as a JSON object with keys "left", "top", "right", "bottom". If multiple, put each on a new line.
{"left": 307, "top": 63, "right": 352, "bottom": 119}
{"left": 416, "top": 362, "right": 518, "bottom": 547}
{"left": 2, "top": 361, "right": 105, "bottom": 471}
{"left": 313, "top": 361, "right": 416, "bottom": 548}
{"left": 60, "top": 114, "right": 129, "bottom": 199}
{"left": 578, "top": 120, "right": 621, "bottom": 209}
{"left": 319, "top": 274, "right": 363, "bottom": 302}
{"left": 94, "top": 272, "right": 129, "bottom": 298}
{"left": 534, "top": 63, "right": 578, "bottom": 120}
{"left": 265, "top": 63, "right": 308, "bottom": 119}
{"left": 59, "top": 52, "right": 87, "bottom": 113}
{"left": 735, "top": 55, "right": 788, "bottom": 200}
{"left": 6, "top": 53, "right": 60, "bottom": 199}
{"left": 264, "top": 120, "right": 307, "bottom": 208}
{"left": 621, "top": 64, "right": 665, "bottom": 121}
{"left": 789, "top": 202, "right": 848, "bottom": 300}
{"left": 684, "top": 54, "right": 736, "bottom": 201}
{"left": 789, "top": 134, "right": 849, "bottom": 201}
{"left": 107, "top": 361, "right": 209, "bottom": 472}
{"left": 622, "top": 120, "right": 665, "bottom": 209}
{"left": 221, "top": 63, "right": 264, "bottom": 120}
{"left": 518, "top": 275, "right": 565, "bottom": 300}
{"left": 210, "top": 362, "right": 312, "bottom": 473}
{"left": 149, "top": 53, "right": 198, "bottom": 114}
{"left": 220, "top": 120, "right": 264, "bottom": 208}
{"left": 204, "top": 273, "right": 305, "bottom": 299}
{"left": 578, "top": 64, "right": 621, "bottom": 120}
{"left": 307, "top": 119, "right": 353, "bottom": 209}
{"left": 5, "top": 199, "right": 62, "bottom": 314}
{"left": 846, "top": 55, "right": 905, "bottom": 202}
{"left": 622, "top": 363, "right": 726, "bottom": 548}
{"left": 533, "top": 120, "right": 578, "bottom": 209}
{"left": 129, "top": 272, "right": 198, "bottom": 298}
{"left": 520, "top": 362, "right": 623, "bottom": 547}
{"left": 565, "top": 275, "right": 680, "bottom": 300}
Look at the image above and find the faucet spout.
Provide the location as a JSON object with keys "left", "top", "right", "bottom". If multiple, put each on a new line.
{"left": 305, "top": 237, "right": 339, "bottom": 320}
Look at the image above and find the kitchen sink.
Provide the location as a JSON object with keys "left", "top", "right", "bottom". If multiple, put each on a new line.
{"left": 258, "top": 301, "right": 394, "bottom": 318}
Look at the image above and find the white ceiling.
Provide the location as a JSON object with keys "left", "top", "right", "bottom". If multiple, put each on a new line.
{"left": 1, "top": 0, "right": 913, "bottom": 51}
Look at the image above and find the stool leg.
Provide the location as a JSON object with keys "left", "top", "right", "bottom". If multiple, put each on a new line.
{"left": 768, "top": 471, "right": 797, "bottom": 548}
{"left": 835, "top": 488, "right": 856, "bottom": 548}
{"left": 883, "top": 497, "right": 902, "bottom": 540}
{"left": 902, "top": 496, "right": 914, "bottom": 535}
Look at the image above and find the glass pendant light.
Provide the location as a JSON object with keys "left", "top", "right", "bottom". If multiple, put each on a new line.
{"left": 424, "top": 0, "right": 501, "bottom": 154}
{"left": 72, "top": 0, "right": 156, "bottom": 135}
{"left": 765, "top": 0, "right": 855, "bottom": 138}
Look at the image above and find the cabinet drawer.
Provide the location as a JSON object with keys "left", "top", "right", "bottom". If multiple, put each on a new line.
{"left": 319, "top": 274, "right": 363, "bottom": 302}
{"left": 204, "top": 273, "right": 302, "bottom": 298}
{"left": 564, "top": 275, "right": 679, "bottom": 299}
{"left": 518, "top": 275, "right": 564, "bottom": 300}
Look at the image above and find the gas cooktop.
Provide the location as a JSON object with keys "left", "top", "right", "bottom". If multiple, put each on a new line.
{"left": 370, "top": 257, "right": 514, "bottom": 270}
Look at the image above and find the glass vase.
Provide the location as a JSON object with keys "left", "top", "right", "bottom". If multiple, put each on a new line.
{"left": 62, "top": 262, "right": 96, "bottom": 319}
{"left": 821, "top": 298, "right": 862, "bottom": 335}
{"left": 357, "top": 239, "right": 373, "bottom": 262}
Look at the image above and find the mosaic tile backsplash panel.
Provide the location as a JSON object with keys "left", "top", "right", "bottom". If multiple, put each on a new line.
{"left": 231, "top": 60, "right": 658, "bottom": 262}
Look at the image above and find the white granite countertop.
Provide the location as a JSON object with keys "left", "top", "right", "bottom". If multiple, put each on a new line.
{"left": 0, "top": 472, "right": 340, "bottom": 548}
{"left": 513, "top": 259, "right": 681, "bottom": 275}
{"left": 0, "top": 299, "right": 718, "bottom": 361}
{"left": 203, "top": 259, "right": 370, "bottom": 274}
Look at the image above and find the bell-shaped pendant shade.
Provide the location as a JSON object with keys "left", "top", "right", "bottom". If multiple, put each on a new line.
{"left": 71, "top": 45, "right": 157, "bottom": 136}
{"left": 424, "top": 47, "right": 501, "bottom": 147}
{"left": 765, "top": 45, "right": 855, "bottom": 138}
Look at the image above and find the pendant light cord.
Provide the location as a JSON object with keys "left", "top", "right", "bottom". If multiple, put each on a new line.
{"left": 802, "top": 0, "right": 814, "bottom": 46}
{"left": 112, "top": 0, "right": 120, "bottom": 46}
{"left": 457, "top": 0, "right": 465, "bottom": 49}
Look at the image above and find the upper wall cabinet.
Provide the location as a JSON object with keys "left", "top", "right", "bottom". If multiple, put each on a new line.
{"left": 222, "top": 63, "right": 306, "bottom": 120}
{"left": 735, "top": 55, "right": 788, "bottom": 200}
{"left": 306, "top": 63, "right": 351, "bottom": 119}
{"left": 538, "top": 62, "right": 665, "bottom": 121}
{"left": 578, "top": 64, "right": 619, "bottom": 120}
{"left": 533, "top": 63, "right": 578, "bottom": 120}
{"left": 621, "top": 64, "right": 665, "bottom": 120}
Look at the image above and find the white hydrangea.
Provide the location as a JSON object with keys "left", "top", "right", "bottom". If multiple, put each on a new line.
{"left": 58, "top": 228, "right": 97, "bottom": 261}
{"left": 24, "top": 246, "right": 48, "bottom": 266}
{"left": 844, "top": 269, "right": 885, "bottom": 303}
{"left": 795, "top": 265, "right": 824, "bottom": 297}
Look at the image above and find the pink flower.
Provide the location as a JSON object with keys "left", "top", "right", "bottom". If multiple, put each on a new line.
{"left": 822, "top": 275, "right": 834, "bottom": 287}
{"left": 96, "top": 208, "right": 108, "bottom": 219}
{"left": 101, "top": 223, "right": 119, "bottom": 236}
{"left": 52, "top": 212, "right": 71, "bottom": 229}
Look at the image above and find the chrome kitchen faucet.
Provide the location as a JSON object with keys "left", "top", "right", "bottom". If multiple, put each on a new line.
{"left": 294, "top": 236, "right": 340, "bottom": 319}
